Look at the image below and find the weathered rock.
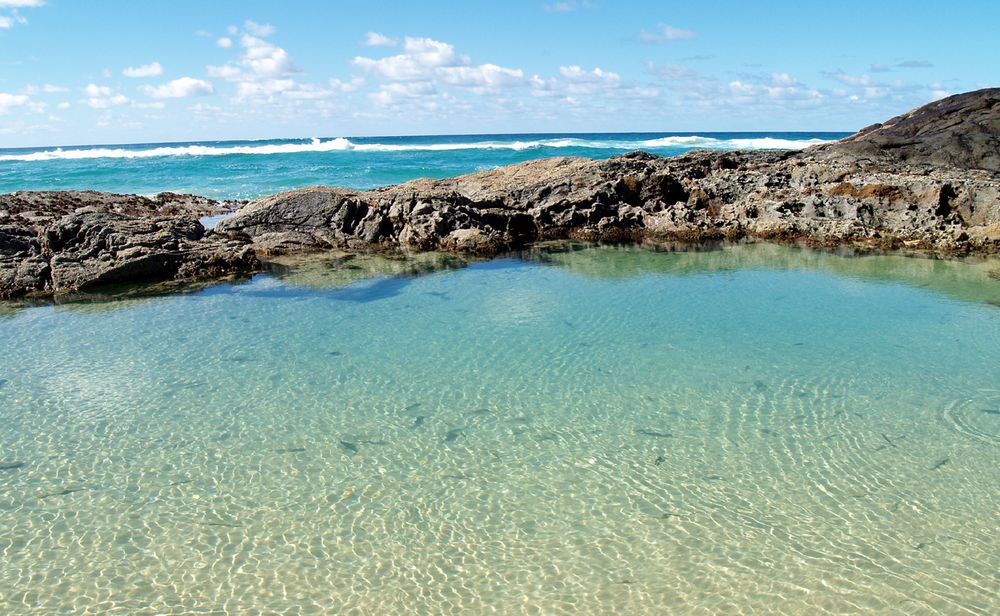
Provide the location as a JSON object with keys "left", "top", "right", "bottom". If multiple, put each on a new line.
{"left": 4, "top": 88, "right": 1000, "bottom": 300}
{"left": 217, "top": 146, "right": 999, "bottom": 257}
{"left": 0, "top": 192, "right": 257, "bottom": 299}
{"left": 808, "top": 88, "right": 1000, "bottom": 172}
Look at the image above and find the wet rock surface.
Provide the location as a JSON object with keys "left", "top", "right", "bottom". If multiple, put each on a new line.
{"left": 3, "top": 89, "right": 1000, "bottom": 299}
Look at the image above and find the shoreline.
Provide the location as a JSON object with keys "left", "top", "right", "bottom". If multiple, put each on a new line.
{"left": 2, "top": 89, "right": 998, "bottom": 301}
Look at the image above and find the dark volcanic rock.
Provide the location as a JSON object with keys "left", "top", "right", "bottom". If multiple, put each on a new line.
{"left": 808, "top": 89, "right": 1000, "bottom": 172}
{"left": 0, "top": 192, "right": 257, "bottom": 299}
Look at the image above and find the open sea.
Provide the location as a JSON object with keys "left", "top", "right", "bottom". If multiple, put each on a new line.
{"left": 2, "top": 135, "right": 999, "bottom": 614}
{"left": 0, "top": 132, "right": 844, "bottom": 200}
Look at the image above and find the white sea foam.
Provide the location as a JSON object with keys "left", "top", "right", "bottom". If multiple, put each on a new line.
{"left": 0, "top": 135, "right": 832, "bottom": 162}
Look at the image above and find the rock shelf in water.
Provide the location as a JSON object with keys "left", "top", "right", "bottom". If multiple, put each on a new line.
{"left": 2, "top": 88, "right": 999, "bottom": 300}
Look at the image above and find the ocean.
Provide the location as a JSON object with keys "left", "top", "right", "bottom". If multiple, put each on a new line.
{"left": 0, "top": 132, "right": 844, "bottom": 199}
{"left": 3, "top": 133, "right": 998, "bottom": 613}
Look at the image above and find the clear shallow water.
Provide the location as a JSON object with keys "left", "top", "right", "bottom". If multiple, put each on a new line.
{"left": 1, "top": 242, "right": 999, "bottom": 614}
{"left": 0, "top": 132, "right": 845, "bottom": 200}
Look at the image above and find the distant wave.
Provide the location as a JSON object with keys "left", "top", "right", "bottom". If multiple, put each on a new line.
{"left": 0, "top": 135, "right": 832, "bottom": 162}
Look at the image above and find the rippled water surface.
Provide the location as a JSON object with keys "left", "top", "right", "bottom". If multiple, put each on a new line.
{"left": 1, "top": 243, "right": 999, "bottom": 614}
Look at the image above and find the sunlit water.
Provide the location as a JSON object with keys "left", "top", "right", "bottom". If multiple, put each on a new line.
{"left": 1, "top": 242, "right": 999, "bottom": 614}
{"left": 0, "top": 132, "right": 844, "bottom": 199}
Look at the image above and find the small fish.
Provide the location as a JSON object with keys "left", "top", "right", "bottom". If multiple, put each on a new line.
{"left": 200, "top": 521, "right": 241, "bottom": 528}
{"left": 445, "top": 428, "right": 466, "bottom": 443}
{"left": 402, "top": 403, "right": 422, "bottom": 413}
{"left": 653, "top": 454, "right": 665, "bottom": 466}
{"left": 40, "top": 487, "right": 87, "bottom": 499}
{"left": 413, "top": 415, "right": 426, "bottom": 428}
{"left": 165, "top": 479, "right": 192, "bottom": 487}
{"left": 0, "top": 378, "right": 7, "bottom": 387}
{"left": 339, "top": 440, "right": 359, "bottom": 454}
{"left": 930, "top": 457, "right": 950, "bottom": 471}
{"left": 753, "top": 380, "right": 768, "bottom": 391}
{"left": 635, "top": 429, "right": 672, "bottom": 438}
{"left": 660, "top": 511, "right": 685, "bottom": 519}
{"left": 328, "top": 351, "right": 344, "bottom": 357}
{"left": 981, "top": 408, "right": 1000, "bottom": 415}
{"left": 469, "top": 408, "right": 492, "bottom": 416}
{"left": 881, "top": 433, "right": 897, "bottom": 448}
{"left": 704, "top": 475, "right": 723, "bottom": 481}
{"left": 276, "top": 447, "right": 306, "bottom": 454}
{"left": 0, "top": 462, "right": 25, "bottom": 471}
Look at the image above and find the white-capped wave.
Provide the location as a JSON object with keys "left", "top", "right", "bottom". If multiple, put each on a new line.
{"left": 0, "top": 135, "right": 832, "bottom": 162}
{"left": 639, "top": 136, "right": 829, "bottom": 150}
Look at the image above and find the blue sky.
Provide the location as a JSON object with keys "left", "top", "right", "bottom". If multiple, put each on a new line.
{"left": 1, "top": 0, "right": 997, "bottom": 147}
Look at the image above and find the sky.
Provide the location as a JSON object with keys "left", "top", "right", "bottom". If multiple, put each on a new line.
{"left": 0, "top": 0, "right": 997, "bottom": 147}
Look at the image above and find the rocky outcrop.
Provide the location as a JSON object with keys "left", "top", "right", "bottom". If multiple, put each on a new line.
{"left": 217, "top": 146, "right": 999, "bottom": 257}
{"left": 3, "top": 89, "right": 1000, "bottom": 300}
{"left": 809, "top": 88, "right": 1000, "bottom": 172}
{"left": 0, "top": 192, "right": 257, "bottom": 299}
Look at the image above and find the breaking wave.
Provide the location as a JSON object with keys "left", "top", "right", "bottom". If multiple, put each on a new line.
{"left": 0, "top": 135, "right": 832, "bottom": 162}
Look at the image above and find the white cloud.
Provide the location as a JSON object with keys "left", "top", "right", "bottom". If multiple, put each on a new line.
{"left": 0, "top": 13, "right": 26, "bottom": 28}
{"left": 122, "top": 61, "right": 164, "bottom": 78}
{"left": 210, "top": 26, "right": 335, "bottom": 104}
{"left": 142, "top": 77, "right": 214, "bottom": 98}
{"left": 639, "top": 23, "right": 696, "bottom": 43}
{"left": 354, "top": 35, "right": 526, "bottom": 92}
{"left": 438, "top": 64, "right": 525, "bottom": 88}
{"left": 82, "top": 88, "right": 130, "bottom": 109}
{"left": 240, "top": 34, "right": 297, "bottom": 77}
{"left": 0, "top": 92, "right": 29, "bottom": 113}
{"left": 330, "top": 77, "right": 365, "bottom": 92}
{"left": 0, "top": 1, "right": 44, "bottom": 7}
{"left": 84, "top": 83, "right": 112, "bottom": 97}
{"left": 282, "top": 84, "right": 333, "bottom": 99}
{"left": 371, "top": 82, "right": 436, "bottom": 106}
{"left": 23, "top": 83, "right": 68, "bottom": 94}
{"left": 244, "top": 20, "right": 275, "bottom": 37}
{"left": 216, "top": 37, "right": 232, "bottom": 48}
{"left": 364, "top": 32, "right": 397, "bottom": 47}
{"left": 57, "top": 101, "right": 70, "bottom": 109}
{"left": 207, "top": 64, "right": 241, "bottom": 79}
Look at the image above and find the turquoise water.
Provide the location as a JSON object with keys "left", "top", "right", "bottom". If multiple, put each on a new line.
{"left": 1, "top": 242, "right": 999, "bottom": 614}
{"left": 0, "top": 132, "right": 845, "bottom": 200}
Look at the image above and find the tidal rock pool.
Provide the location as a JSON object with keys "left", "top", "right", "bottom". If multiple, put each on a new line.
{"left": 1, "top": 242, "right": 998, "bottom": 614}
